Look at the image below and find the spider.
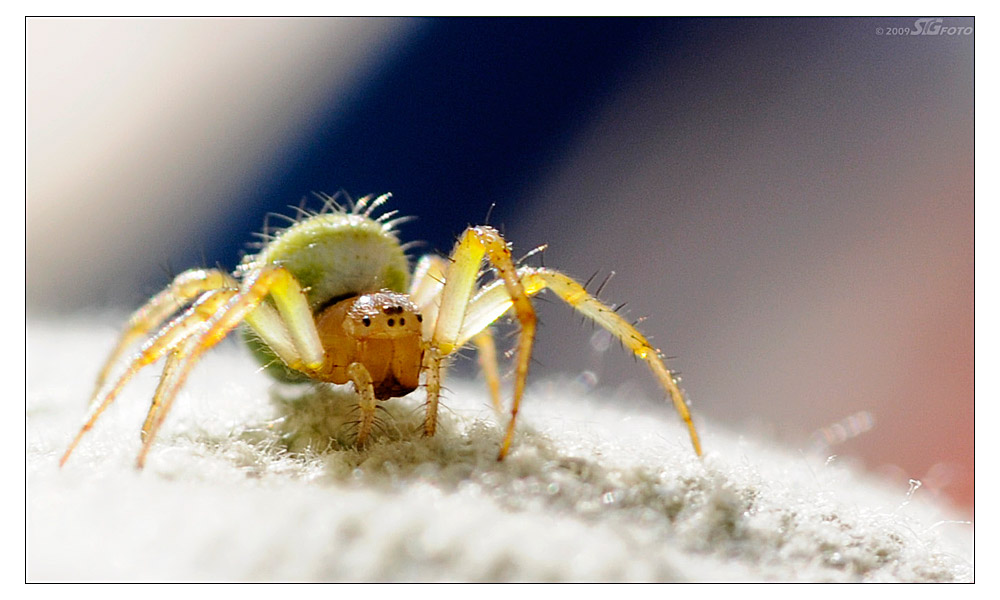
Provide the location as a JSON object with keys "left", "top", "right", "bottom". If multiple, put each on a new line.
{"left": 61, "top": 193, "right": 702, "bottom": 468}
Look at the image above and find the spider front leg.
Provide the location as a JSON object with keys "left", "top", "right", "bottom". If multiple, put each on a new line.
{"left": 456, "top": 267, "right": 703, "bottom": 458}
{"left": 133, "top": 264, "right": 324, "bottom": 468}
{"left": 428, "top": 226, "right": 537, "bottom": 460}
{"left": 90, "top": 268, "right": 238, "bottom": 406}
{"left": 346, "top": 362, "right": 378, "bottom": 446}
{"left": 60, "top": 287, "right": 239, "bottom": 466}
{"left": 409, "top": 255, "right": 503, "bottom": 413}
{"left": 61, "top": 264, "right": 325, "bottom": 468}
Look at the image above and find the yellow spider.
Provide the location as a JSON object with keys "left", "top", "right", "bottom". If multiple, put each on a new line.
{"left": 61, "top": 194, "right": 702, "bottom": 468}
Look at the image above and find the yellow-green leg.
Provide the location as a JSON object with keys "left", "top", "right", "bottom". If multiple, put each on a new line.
{"left": 133, "top": 265, "right": 303, "bottom": 468}
{"left": 60, "top": 288, "right": 237, "bottom": 467}
{"left": 455, "top": 266, "right": 703, "bottom": 458}
{"left": 430, "top": 226, "right": 537, "bottom": 460}
{"left": 90, "top": 268, "right": 237, "bottom": 406}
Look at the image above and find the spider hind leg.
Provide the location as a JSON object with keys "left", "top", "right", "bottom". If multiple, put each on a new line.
{"left": 456, "top": 266, "right": 703, "bottom": 458}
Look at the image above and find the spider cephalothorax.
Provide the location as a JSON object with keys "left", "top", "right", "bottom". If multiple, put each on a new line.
{"left": 62, "top": 193, "right": 702, "bottom": 468}
{"left": 315, "top": 291, "right": 425, "bottom": 399}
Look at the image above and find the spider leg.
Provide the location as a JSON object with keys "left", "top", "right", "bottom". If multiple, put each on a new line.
{"left": 90, "top": 268, "right": 237, "bottom": 405}
{"left": 410, "top": 255, "right": 448, "bottom": 304}
{"left": 60, "top": 288, "right": 238, "bottom": 466}
{"left": 472, "top": 330, "right": 503, "bottom": 413}
{"left": 410, "top": 255, "right": 447, "bottom": 435}
{"left": 240, "top": 301, "right": 300, "bottom": 369}
{"left": 409, "top": 255, "right": 448, "bottom": 339}
{"left": 134, "top": 264, "right": 315, "bottom": 468}
{"left": 140, "top": 341, "right": 193, "bottom": 444}
{"left": 410, "top": 255, "right": 451, "bottom": 433}
{"left": 423, "top": 346, "right": 444, "bottom": 437}
{"left": 456, "top": 267, "right": 702, "bottom": 457}
{"left": 347, "top": 362, "right": 377, "bottom": 446}
{"left": 412, "top": 254, "right": 502, "bottom": 412}
{"left": 430, "top": 226, "right": 537, "bottom": 460}
{"left": 240, "top": 262, "right": 325, "bottom": 372}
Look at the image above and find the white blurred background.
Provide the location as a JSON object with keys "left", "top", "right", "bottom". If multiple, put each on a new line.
{"left": 27, "top": 18, "right": 973, "bottom": 511}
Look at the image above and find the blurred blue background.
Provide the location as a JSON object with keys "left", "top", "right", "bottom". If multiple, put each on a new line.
{"left": 27, "top": 17, "right": 974, "bottom": 511}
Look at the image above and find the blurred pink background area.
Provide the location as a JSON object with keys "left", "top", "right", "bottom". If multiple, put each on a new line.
{"left": 509, "top": 26, "right": 973, "bottom": 511}
{"left": 27, "top": 19, "right": 973, "bottom": 512}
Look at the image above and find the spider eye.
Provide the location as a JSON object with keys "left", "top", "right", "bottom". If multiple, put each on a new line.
{"left": 387, "top": 318, "right": 395, "bottom": 326}
{"left": 399, "top": 317, "right": 405, "bottom": 326}
{"left": 362, "top": 317, "right": 371, "bottom": 327}
{"left": 416, "top": 314, "right": 423, "bottom": 323}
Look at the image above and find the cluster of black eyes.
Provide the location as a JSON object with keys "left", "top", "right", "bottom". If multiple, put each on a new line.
{"left": 360, "top": 312, "right": 423, "bottom": 327}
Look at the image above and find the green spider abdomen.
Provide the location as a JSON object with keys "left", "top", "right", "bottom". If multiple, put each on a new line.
{"left": 241, "top": 209, "right": 412, "bottom": 383}
{"left": 251, "top": 212, "right": 410, "bottom": 307}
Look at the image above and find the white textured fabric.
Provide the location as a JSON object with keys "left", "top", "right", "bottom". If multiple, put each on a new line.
{"left": 27, "top": 320, "right": 972, "bottom": 582}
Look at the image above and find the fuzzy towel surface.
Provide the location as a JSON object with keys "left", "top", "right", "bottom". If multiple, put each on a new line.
{"left": 27, "top": 320, "right": 972, "bottom": 581}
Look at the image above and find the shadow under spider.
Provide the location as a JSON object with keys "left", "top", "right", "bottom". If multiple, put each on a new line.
{"left": 227, "top": 382, "right": 514, "bottom": 473}
{"left": 220, "top": 382, "right": 712, "bottom": 529}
